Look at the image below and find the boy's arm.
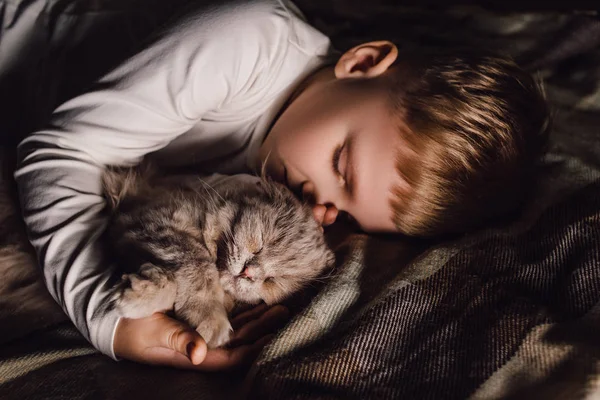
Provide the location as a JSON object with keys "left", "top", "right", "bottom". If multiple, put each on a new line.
{"left": 14, "top": 9, "right": 264, "bottom": 358}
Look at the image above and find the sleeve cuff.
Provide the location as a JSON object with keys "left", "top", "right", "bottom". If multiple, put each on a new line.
{"left": 90, "top": 309, "right": 123, "bottom": 361}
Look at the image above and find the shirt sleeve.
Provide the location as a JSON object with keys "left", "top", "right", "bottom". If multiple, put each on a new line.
{"left": 13, "top": 2, "right": 279, "bottom": 358}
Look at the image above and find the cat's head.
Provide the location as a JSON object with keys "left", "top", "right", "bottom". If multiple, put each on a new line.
{"left": 215, "top": 178, "right": 335, "bottom": 305}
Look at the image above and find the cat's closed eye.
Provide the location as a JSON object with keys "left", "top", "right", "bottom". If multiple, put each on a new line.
{"left": 263, "top": 277, "right": 274, "bottom": 284}
{"left": 245, "top": 233, "right": 263, "bottom": 255}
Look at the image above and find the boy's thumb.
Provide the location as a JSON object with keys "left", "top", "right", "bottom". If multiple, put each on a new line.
{"left": 160, "top": 317, "right": 207, "bottom": 365}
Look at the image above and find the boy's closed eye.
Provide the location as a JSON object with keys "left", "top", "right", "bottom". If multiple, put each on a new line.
{"left": 332, "top": 142, "right": 347, "bottom": 187}
{"left": 332, "top": 135, "right": 355, "bottom": 197}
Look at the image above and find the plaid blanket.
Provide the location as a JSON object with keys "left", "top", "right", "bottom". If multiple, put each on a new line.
{"left": 1, "top": 1, "right": 599, "bottom": 399}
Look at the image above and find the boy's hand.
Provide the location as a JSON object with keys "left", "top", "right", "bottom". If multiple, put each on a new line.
{"left": 113, "top": 303, "right": 289, "bottom": 371}
{"left": 312, "top": 204, "right": 338, "bottom": 227}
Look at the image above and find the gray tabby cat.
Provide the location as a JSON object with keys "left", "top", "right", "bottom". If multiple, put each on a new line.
{"left": 103, "top": 166, "right": 334, "bottom": 348}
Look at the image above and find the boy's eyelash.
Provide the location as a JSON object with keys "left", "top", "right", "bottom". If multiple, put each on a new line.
{"left": 332, "top": 144, "right": 344, "bottom": 180}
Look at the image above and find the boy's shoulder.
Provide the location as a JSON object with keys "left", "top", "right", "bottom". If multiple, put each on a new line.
{"left": 150, "top": 0, "right": 332, "bottom": 78}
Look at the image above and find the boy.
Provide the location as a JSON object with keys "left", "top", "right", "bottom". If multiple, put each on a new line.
{"left": 15, "top": 0, "right": 549, "bottom": 371}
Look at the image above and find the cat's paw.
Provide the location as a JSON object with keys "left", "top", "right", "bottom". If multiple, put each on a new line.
{"left": 112, "top": 263, "right": 176, "bottom": 319}
{"left": 195, "top": 313, "right": 232, "bottom": 349}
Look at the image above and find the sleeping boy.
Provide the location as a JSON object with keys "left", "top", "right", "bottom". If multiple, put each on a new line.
{"left": 15, "top": 0, "right": 549, "bottom": 370}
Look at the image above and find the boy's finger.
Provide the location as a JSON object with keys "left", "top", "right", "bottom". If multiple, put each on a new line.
{"left": 229, "top": 305, "right": 289, "bottom": 346}
{"left": 231, "top": 303, "right": 270, "bottom": 330}
{"left": 156, "top": 315, "right": 208, "bottom": 364}
{"left": 188, "top": 338, "right": 209, "bottom": 365}
{"left": 194, "top": 334, "right": 274, "bottom": 371}
{"left": 141, "top": 346, "right": 197, "bottom": 368}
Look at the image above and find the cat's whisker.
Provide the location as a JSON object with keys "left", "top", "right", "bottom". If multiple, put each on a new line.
{"left": 259, "top": 150, "right": 272, "bottom": 180}
{"left": 309, "top": 279, "right": 330, "bottom": 286}
{"left": 308, "top": 273, "right": 336, "bottom": 284}
{"left": 190, "top": 184, "right": 219, "bottom": 212}
{"left": 197, "top": 177, "right": 226, "bottom": 204}
{"left": 309, "top": 276, "right": 330, "bottom": 284}
{"left": 302, "top": 282, "right": 323, "bottom": 291}
{"left": 317, "top": 269, "right": 337, "bottom": 281}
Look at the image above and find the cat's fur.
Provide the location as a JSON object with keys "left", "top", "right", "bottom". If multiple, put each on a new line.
{"left": 103, "top": 166, "right": 334, "bottom": 348}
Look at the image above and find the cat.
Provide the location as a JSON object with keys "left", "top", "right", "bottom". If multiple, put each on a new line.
{"left": 102, "top": 165, "right": 335, "bottom": 348}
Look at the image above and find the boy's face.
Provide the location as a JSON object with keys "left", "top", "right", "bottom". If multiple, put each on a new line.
{"left": 258, "top": 67, "right": 409, "bottom": 232}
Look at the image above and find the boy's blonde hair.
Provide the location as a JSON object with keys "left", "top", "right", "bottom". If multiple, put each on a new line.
{"left": 387, "top": 51, "right": 550, "bottom": 236}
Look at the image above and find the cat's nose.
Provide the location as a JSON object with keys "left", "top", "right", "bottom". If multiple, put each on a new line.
{"left": 240, "top": 265, "right": 257, "bottom": 281}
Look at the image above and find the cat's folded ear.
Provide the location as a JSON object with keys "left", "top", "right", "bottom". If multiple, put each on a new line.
{"left": 259, "top": 177, "right": 298, "bottom": 204}
{"left": 102, "top": 162, "right": 157, "bottom": 210}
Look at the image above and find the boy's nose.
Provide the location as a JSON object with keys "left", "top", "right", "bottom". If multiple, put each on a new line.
{"left": 301, "top": 181, "right": 340, "bottom": 226}
{"left": 311, "top": 204, "right": 338, "bottom": 226}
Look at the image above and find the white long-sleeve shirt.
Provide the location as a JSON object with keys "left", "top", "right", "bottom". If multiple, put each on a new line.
{"left": 14, "top": 0, "right": 334, "bottom": 359}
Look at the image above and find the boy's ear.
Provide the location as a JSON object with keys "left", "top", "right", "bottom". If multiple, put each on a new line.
{"left": 334, "top": 41, "right": 398, "bottom": 79}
